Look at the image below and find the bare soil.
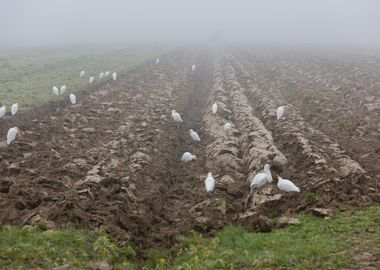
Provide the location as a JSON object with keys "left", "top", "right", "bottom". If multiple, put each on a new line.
{"left": 0, "top": 48, "right": 379, "bottom": 257}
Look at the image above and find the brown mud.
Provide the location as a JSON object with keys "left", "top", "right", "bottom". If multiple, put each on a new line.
{"left": 0, "top": 48, "right": 379, "bottom": 257}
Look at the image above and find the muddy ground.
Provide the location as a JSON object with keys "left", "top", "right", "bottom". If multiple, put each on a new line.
{"left": 0, "top": 48, "right": 379, "bottom": 256}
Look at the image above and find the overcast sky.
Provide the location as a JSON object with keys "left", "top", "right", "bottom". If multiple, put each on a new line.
{"left": 1, "top": 0, "right": 380, "bottom": 47}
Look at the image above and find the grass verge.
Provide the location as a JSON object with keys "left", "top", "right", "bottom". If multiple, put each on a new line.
{"left": 152, "top": 205, "right": 379, "bottom": 269}
{"left": 0, "top": 207, "right": 379, "bottom": 269}
{"left": 0, "top": 226, "right": 137, "bottom": 269}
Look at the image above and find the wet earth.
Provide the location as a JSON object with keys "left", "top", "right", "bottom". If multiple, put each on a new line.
{"left": 0, "top": 48, "right": 379, "bottom": 257}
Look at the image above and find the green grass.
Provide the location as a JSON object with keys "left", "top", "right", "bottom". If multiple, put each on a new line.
{"left": 148, "top": 205, "right": 380, "bottom": 270}
{"left": 0, "top": 45, "right": 163, "bottom": 111}
{"left": 1, "top": 206, "right": 379, "bottom": 269}
{"left": 0, "top": 226, "right": 137, "bottom": 269}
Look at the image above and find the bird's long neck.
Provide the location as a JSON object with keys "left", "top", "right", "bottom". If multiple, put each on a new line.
{"left": 264, "top": 167, "right": 272, "bottom": 181}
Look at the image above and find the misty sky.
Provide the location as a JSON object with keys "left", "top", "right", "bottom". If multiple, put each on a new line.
{"left": 1, "top": 0, "right": 380, "bottom": 46}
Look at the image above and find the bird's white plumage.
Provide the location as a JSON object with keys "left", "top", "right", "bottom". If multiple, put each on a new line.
{"left": 250, "top": 173, "right": 268, "bottom": 189}
{"left": 99, "top": 72, "right": 104, "bottom": 79}
{"left": 263, "top": 164, "right": 273, "bottom": 183}
{"left": 7, "top": 127, "right": 18, "bottom": 145}
{"left": 224, "top": 122, "right": 232, "bottom": 135}
{"left": 277, "top": 106, "right": 285, "bottom": 120}
{"left": 89, "top": 77, "right": 94, "bottom": 84}
{"left": 212, "top": 102, "right": 218, "bottom": 114}
{"left": 69, "top": 94, "right": 76, "bottom": 104}
{"left": 192, "top": 64, "right": 196, "bottom": 71}
{"left": 250, "top": 164, "right": 272, "bottom": 189}
{"left": 11, "top": 103, "right": 18, "bottom": 116}
{"left": 181, "top": 152, "right": 196, "bottom": 162}
{"left": 171, "top": 110, "right": 183, "bottom": 123}
{"left": 277, "top": 176, "right": 300, "bottom": 192}
{"left": 156, "top": 58, "right": 160, "bottom": 64}
{"left": 105, "top": 71, "right": 110, "bottom": 77}
{"left": 205, "top": 172, "right": 215, "bottom": 192}
{"left": 0, "top": 106, "right": 5, "bottom": 118}
{"left": 112, "top": 72, "right": 117, "bottom": 80}
{"left": 80, "top": 70, "right": 85, "bottom": 78}
{"left": 52, "top": 86, "right": 59, "bottom": 95}
{"left": 60, "top": 85, "right": 66, "bottom": 94}
{"left": 189, "top": 129, "right": 200, "bottom": 141}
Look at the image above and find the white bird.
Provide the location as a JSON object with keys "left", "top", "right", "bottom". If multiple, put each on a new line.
{"left": 52, "top": 86, "right": 59, "bottom": 95}
{"left": 80, "top": 70, "right": 85, "bottom": 78}
{"left": 171, "top": 110, "right": 183, "bottom": 123}
{"left": 156, "top": 58, "right": 160, "bottom": 64}
{"left": 192, "top": 64, "right": 196, "bottom": 71}
{"left": 224, "top": 122, "right": 232, "bottom": 135}
{"left": 181, "top": 152, "right": 196, "bottom": 162}
{"left": 277, "top": 106, "right": 285, "bottom": 120}
{"left": 89, "top": 77, "right": 95, "bottom": 84}
{"left": 7, "top": 127, "right": 18, "bottom": 145}
{"left": 60, "top": 85, "right": 67, "bottom": 94}
{"left": 99, "top": 72, "right": 104, "bottom": 79}
{"left": 250, "top": 164, "right": 273, "bottom": 189}
{"left": 189, "top": 129, "right": 200, "bottom": 142}
{"left": 0, "top": 106, "right": 5, "bottom": 118}
{"left": 11, "top": 103, "right": 18, "bottom": 116}
{"left": 277, "top": 176, "right": 300, "bottom": 192}
{"left": 69, "top": 94, "right": 76, "bottom": 104}
{"left": 105, "top": 71, "right": 110, "bottom": 77}
{"left": 205, "top": 172, "right": 215, "bottom": 192}
{"left": 112, "top": 72, "right": 117, "bottom": 80}
{"left": 212, "top": 102, "right": 218, "bottom": 114}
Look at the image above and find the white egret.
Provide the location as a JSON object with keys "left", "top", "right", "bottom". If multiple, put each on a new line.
{"left": 112, "top": 72, "right": 117, "bottom": 80}
{"left": 181, "top": 152, "right": 196, "bottom": 162}
{"left": 69, "top": 94, "right": 76, "bottom": 105}
{"left": 192, "top": 65, "right": 196, "bottom": 71}
{"left": 205, "top": 172, "right": 215, "bottom": 192}
{"left": 277, "top": 106, "right": 285, "bottom": 120}
{"left": 212, "top": 102, "right": 218, "bottom": 114}
{"left": 80, "top": 70, "right": 85, "bottom": 78}
{"left": 7, "top": 127, "right": 18, "bottom": 145}
{"left": 105, "top": 71, "right": 110, "bottom": 77}
{"left": 189, "top": 129, "right": 200, "bottom": 142}
{"left": 277, "top": 176, "right": 300, "bottom": 192}
{"left": 250, "top": 164, "right": 273, "bottom": 189}
{"left": 89, "top": 77, "right": 94, "bottom": 84}
{"left": 171, "top": 110, "right": 183, "bottom": 123}
{"left": 52, "top": 86, "right": 59, "bottom": 95}
{"left": 99, "top": 72, "right": 104, "bottom": 79}
{"left": 11, "top": 103, "right": 18, "bottom": 116}
{"left": 224, "top": 122, "right": 232, "bottom": 135}
{"left": 156, "top": 58, "right": 160, "bottom": 64}
{"left": 60, "top": 85, "right": 67, "bottom": 94}
{"left": 0, "top": 106, "right": 6, "bottom": 118}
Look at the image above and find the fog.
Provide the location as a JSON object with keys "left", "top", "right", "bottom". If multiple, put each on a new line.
{"left": 1, "top": 0, "right": 380, "bottom": 47}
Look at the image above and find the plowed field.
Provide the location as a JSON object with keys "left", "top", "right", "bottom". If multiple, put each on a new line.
{"left": 1, "top": 48, "right": 379, "bottom": 256}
